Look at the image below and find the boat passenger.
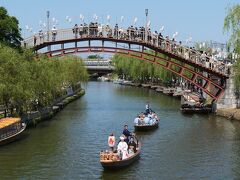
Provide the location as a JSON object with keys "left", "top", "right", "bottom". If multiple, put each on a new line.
{"left": 128, "top": 136, "right": 137, "bottom": 154}
{"left": 123, "top": 125, "right": 131, "bottom": 143}
{"left": 148, "top": 111, "right": 153, "bottom": 118}
{"left": 153, "top": 112, "right": 159, "bottom": 121}
{"left": 143, "top": 115, "right": 150, "bottom": 124}
{"left": 145, "top": 102, "right": 150, "bottom": 115}
{"left": 117, "top": 136, "right": 129, "bottom": 160}
{"left": 134, "top": 115, "right": 140, "bottom": 125}
{"left": 149, "top": 117, "right": 157, "bottom": 125}
{"left": 138, "top": 116, "right": 145, "bottom": 125}
{"left": 108, "top": 133, "right": 115, "bottom": 151}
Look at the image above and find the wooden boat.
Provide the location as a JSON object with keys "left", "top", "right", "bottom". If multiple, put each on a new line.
{"left": 180, "top": 91, "right": 210, "bottom": 113}
{"left": 141, "top": 84, "right": 151, "bottom": 88}
{"left": 0, "top": 118, "right": 26, "bottom": 146}
{"left": 134, "top": 121, "right": 159, "bottom": 131}
{"left": 131, "top": 83, "right": 141, "bottom": 87}
{"left": 163, "top": 88, "right": 175, "bottom": 96}
{"left": 156, "top": 86, "right": 164, "bottom": 92}
{"left": 100, "top": 141, "right": 141, "bottom": 169}
{"left": 180, "top": 105, "right": 212, "bottom": 114}
{"left": 173, "top": 87, "right": 184, "bottom": 98}
{"left": 150, "top": 85, "right": 160, "bottom": 90}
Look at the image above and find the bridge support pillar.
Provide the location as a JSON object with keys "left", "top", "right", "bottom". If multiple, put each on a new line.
{"left": 216, "top": 75, "right": 237, "bottom": 110}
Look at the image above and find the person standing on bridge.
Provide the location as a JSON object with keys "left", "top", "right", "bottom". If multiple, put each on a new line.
{"left": 166, "top": 36, "right": 170, "bottom": 51}
{"left": 52, "top": 26, "right": 57, "bottom": 41}
{"left": 98, "top": 24, "right": 103, "bottom": 37}
{"left": 83, "top": 23, "right": 88, "bottom": 37}
{"left": 72, "top": 24, "right": 78, "bottom": 38}
{"left": 79, "top": 24, "right": 83, "bottom": 38}
{"left": 114, "top": 24, "right": 119, "bottom": 39}
{"left": 39, "top": 30, "right": 44, "bottom": 44}
{"left": 158, "top": 32, "right": 163, "bottom": 48}
{"left": 33, "top": 35, "right": 37, "bottom": 46}
{"left": 152, "top": 31, "right": 158, "bottom": 46}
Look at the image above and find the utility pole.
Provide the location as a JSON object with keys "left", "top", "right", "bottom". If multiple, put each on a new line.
{"left": 145, "top": 9, "right": 148, "bottom": 43}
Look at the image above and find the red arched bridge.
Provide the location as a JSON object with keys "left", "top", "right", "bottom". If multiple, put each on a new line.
{"left": 23, "top": 26, "right": 229, "bottom": 100}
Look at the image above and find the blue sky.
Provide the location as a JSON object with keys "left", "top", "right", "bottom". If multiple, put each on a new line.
{"left": 1, "top": 0, "right": 239, "bottom": 43}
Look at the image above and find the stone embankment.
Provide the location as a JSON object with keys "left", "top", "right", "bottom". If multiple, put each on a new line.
{"left": 216, "top": 108, "right": 240, "bottom": 120}
{"left": 22, "top": 89, "right": 85, "bottom": 127}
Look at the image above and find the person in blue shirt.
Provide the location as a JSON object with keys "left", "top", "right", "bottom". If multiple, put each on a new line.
{"left": 122, "top": 125, "right": 132, "bottom": 143}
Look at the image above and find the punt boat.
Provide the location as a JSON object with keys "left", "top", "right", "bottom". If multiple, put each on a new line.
{"left": 134, "top": 120, "right": 159, "bottom": 131}
{"left": 100, "top": 141, "right": 141, "bottom": 169}
{"left": 0, "top": 117, "right": 26, "bottom": 146}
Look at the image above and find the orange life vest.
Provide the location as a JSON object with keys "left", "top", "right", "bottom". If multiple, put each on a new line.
{"left": 108, "top": 136, "right": 115, "bottom": 147}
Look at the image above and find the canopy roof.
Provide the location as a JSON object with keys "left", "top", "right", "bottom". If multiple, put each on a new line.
{"left": 0, "top": 118, "right": 21, "bottom": 129}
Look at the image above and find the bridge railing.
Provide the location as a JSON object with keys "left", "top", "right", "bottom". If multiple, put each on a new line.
{"left": 23, "top": 26, "right": 230, "bottom": 76}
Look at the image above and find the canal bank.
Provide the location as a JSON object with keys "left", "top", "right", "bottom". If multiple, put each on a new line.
{"left": 114, "top": 80, "right": 240, "bottom": 120}
{"left": 22, "top": 89, "right": 85, "bottom": 127}
{"left": 216, "top": 108, "right": 240, "bottom": 121}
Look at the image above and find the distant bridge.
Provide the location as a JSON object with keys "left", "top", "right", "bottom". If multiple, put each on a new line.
{"left": 82, "top": 59, "right": 114, "bottom": 75}
{"left": 23, "top": 26, "right": 229, "bottom": 100}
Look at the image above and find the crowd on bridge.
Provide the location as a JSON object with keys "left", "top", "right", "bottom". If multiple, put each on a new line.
{"left": 30, "top": 22, "right": 231, "bottom": 76}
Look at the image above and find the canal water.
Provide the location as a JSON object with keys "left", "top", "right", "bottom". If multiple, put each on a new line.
{"left": 1, "top": 81, "right": 240, "bottom": 179}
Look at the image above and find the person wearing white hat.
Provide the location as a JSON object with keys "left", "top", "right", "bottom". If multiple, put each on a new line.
{"left": 117, "top": 135, "right": 129, "bottom": 160}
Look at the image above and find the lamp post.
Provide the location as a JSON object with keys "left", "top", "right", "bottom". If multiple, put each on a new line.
{"left": 145, "top": 9, "right": 148, "bottom": 43}
{"left": 47, "top": 11, "right": 50, "bottom": 42}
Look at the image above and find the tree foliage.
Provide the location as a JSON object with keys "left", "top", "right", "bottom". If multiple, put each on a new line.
{"left": 0, "top": 7, "right": 22, "bottom": 48}
{"left": 112, "top": 54, "right": 174, "bottom": 84}
{"left": 224, "top": 4, "right": 240, "bottom": 100}
{"left": 224, "top": 4, "right": 240, "bottom": 53}
{"left": 0, "top": 44, "right": 88, "bottom": 116}
{"left": 87, "top": 54, "right": 103, "bottom": 59}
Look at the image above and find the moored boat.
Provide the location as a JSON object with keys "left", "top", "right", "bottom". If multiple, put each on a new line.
{"left": 150, "top": 85, "right": 160, "bottom": 90}
{"left": 141, "top": 84, "right": 151, "bottom": 88}
{"left": 156, "top": 86, "right": 164, "bottom": 92}
{"left": 113, "top": 79, "right": 124, "bottom": 84}
{"left": 180, "top": 104, "right": 212, "bottom": 114}
{"left": 180, "top": 91, "right": 211, "bottom": 113}
{"left": 173, "top": 87, "right": 184, "bottom": 98}
{"left": 100, "top": 139, "right": 141, "bottom": 169}
{"left": 163, "top": 88, "right": 175, "bottom": 96}
{"left": 134, "top": 121, "right": 159, "bottom": 131}
{"left": 0, "top": 117, "right": 26, "bottom": 146}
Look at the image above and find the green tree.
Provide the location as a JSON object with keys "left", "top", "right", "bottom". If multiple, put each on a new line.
{"left": 0, "top": 44, "right": 88, "bottom": 117}
{"left": 224, "top": 4, "right": 240, "bottom": 54}
{"left": 0, "top": 44, "right": 33, "bottom": 115}
{"left": 0, "top": 7, "right": 22, "bottom": 48}
{"left": 224, "top": 4, "right": 240, "bottom": 107}
{"left": 112, "top": 54, "right": 175, "bottom": 84}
